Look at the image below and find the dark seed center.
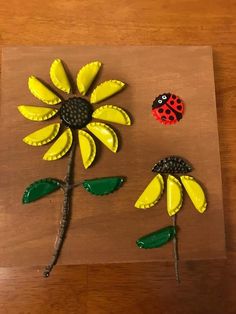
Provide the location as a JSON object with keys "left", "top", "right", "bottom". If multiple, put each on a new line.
{"left": 59, "top": 97, "right": 93, "bottom": 129}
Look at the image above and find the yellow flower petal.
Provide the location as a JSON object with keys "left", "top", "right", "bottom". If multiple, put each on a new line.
{"left": 180, "top": 176, "right": 207, "bottom": 213}
{"left": 90, "top": 80, "right": 125, "bottom": 104}
{"left": 167, "top": 175, "right": 183, "bottom": 216}
{"left": 23, "top": 123, "right": 60, "bottom": 146}
{"left": 50, "top": 59, "right": 71, "bottom": 94}
{"left": 18, "top": 105, "right": 58, "bottom": 121}
{"left": 86, "top": 122, "right": 118, "bottom": 153}
{"left": 78, "top": 130, "right": 96, "bottom": 169}
{"left": 28, "top": 76, "right": 61, "bottom": 105}
{"left": 77, "top": 61, "right": 102, "bottom": 96}
{"left": 135, "top": 174, "right": 164, "bottom": 209}
{"left": 43, "top": 128, "right": 73, "bottom": 161}
{"left": 92, "top": 105, "right": 131, "bottom": 125}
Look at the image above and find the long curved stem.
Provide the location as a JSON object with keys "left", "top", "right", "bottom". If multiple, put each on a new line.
{"left": 172, "top": 214, "right": 180, "bottom": 283}
{"left": 43, "top": 143, "right": 76, "bottom": 277}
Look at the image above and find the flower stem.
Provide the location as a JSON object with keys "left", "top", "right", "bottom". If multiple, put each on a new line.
{"left": 172, "top": 214, "right": 180, "bottom": 283}
{"left": 43, "top": 142, "right": 76, "bottom": 277}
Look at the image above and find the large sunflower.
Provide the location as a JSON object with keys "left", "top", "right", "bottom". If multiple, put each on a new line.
{"left": 18, "top": 59, "right": 131, "bottom": 168}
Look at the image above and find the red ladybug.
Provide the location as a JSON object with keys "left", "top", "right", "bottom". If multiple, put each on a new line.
{"left": 152, "top": 93, "right": 184, "bottom": 125}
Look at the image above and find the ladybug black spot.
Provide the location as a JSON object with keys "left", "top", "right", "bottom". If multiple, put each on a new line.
{"left": 169, "top": 116, "right": 174, "bottom": 121}
{"left": 177, "top": 99, "right": 181, "bottom": 104}
{"left": 170, "top": 100, "right": 174, "bottom": 105}
{"left": 172, "top": 95, "right": 176, "bottom": 99}
{"left": 177, "top": 105, "right": 182, "bottom": 110}
{"left": 158, "top": 108, "right": 164, "bottom": 113}
{"left": 161, "top": 116, "right": 167, "bottom": 120}
{"left": 166, "top": 109, "right": 171, "bottom": 114}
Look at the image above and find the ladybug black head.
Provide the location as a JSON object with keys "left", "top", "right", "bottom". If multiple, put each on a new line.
{"left": 152, "top": 93, "right": 171, "bottom": 108}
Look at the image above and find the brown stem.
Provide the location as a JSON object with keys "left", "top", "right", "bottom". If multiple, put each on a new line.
{"left": 172, "top": 214, "right": 180, "bottom": 283}
{"left": 43, "top": 142, "right": 76, "bottom": 277}
{"left": 66, "top": 181, "right": 82, "bottom": 190}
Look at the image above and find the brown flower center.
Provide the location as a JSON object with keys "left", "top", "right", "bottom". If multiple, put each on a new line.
{"left": 59, "top": 97, "right": 93, "bottom": 129}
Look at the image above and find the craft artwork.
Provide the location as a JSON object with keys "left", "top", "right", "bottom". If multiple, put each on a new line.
{"left": 135, "top": 156, "right": 207, "bottom": 282}
{"left": 19, "top": 59, "right": 131, "bottom": 277}
{"left": 152, "top": 93, "right": 184, "bottom": 125}
{"left": 18, "top": 55, "right": 208, "bottom": 282}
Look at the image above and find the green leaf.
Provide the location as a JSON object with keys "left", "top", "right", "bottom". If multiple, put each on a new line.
{"left": 82, "top": 177, "right": 124, "bottom": 196}
{"left": 136, "top": 226, "right": 176, "bottom": 249}
{"left": 22, "top": 178, "right": 62, "bottom": 204}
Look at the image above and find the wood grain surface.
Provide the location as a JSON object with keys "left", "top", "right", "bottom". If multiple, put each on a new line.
{"left": 0, "top": 1, "right": 235, "bottom": 313}
{"left": 0, "top": 46, "right": 225, "bottom": 266}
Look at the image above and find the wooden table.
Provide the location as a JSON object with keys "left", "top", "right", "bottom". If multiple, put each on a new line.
{"left": 0, "top": 1, "right": 235, "bottom": 313}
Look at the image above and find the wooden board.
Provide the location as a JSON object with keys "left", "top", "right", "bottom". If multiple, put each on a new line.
{"left": 0, "top": 46, "right": 225, "bottom": 266}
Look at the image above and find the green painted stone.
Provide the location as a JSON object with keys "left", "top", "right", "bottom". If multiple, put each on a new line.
{"left": 82, "top": 177, "right": 124, "bottom": 196}
{"left": 136, "top": 226, "right": 176, "bottom": 249}
{"left": 23, "top": 178, "right": 61, "bottom": 204}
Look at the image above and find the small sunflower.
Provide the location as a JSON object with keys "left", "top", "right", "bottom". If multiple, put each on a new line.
{"left": 18, "top": 59, "right": 131, "bottom": 168}
{"left": 135, "top": 156, "right": 207, "bottom": 282}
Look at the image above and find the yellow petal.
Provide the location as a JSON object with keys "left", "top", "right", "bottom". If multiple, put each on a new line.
{"left": 43, "top": 128, "right": 73, "bottom": 161}
{"left": 167, "top": 175, "right": 183, "bottom": 216}
{"left": 135, "top": 174, "right": 164, "bottom": 209}
{"left": 28, "top": 76, "right": 61, "bottom": 105}
{"left": 90, "top": 80, "right": 125, "bottom": 104}
{"left": 18, "top": 105, "right": 58, "bottom": 121}
{"left": 78, "top": 130, "right": 96, "bottom": 169}
{"left": 77, "top": 61, "right": 102, "bottom": 96}
{"left": 50, "top": 58, "right": 71, "bottom": 94}
{"left": 23, "top": 123, "right": 60, "bottom": 146}
{"left": 92, "top": 105, "right": 131, "bottom": 125}
{"left": 86, "top": 122, "right": 118, "bottom": 153}
{"left": 180, "top": 176, "right": 207, "bottom": 213}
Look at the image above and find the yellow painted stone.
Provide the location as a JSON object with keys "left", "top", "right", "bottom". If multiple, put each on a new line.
{"left": 77, "top": 61, "right": 102, "bottom": 96}
{"left": 86, "top": 122, "right": 118, "bottom": 153}
{"left": 50, "top": 59, "right": 71, "bottom": 94}
{"left": 23, "top": 123, "right": 60, "bottom": 146}
{"left": 135, "top": 174, "right": 164, "bottom": 209}
{"left": 28, "top": 76, "right": 61, "bottom": 105}
{"left": 18, "top": 105, "right": 58, "bottom": 121}
{"left": 90, "top": 80, "right": 125, "bottom": 104}
{"left": 43, "top": 128, "right": 73, "bottom": 161}
{"left": 92, "top": 105, "right": 131, "bottom": 125}
{"left": 180, "top": 176, "right": 207, "bottom": 213}
{"left": 78, "top": 130, "right": 96, "bottom": 169}
{"left": 167, "top": 175, "right": 183, "bottom": 216}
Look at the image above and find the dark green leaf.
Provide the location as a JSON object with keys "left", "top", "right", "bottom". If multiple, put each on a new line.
{"left": 136, "top": 226, "right": 176, "bottom": 249}
{"left": 22, "top": 178, "right": 62, "bottom": 204}
{"left": 83, "top": 177, "right": 124, "bottom": 196}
